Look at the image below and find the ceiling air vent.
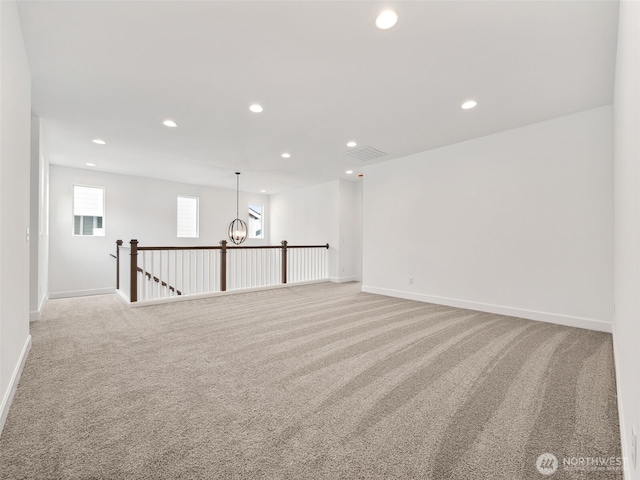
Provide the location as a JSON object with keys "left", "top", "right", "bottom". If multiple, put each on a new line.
{"left": 342, "top": 146, "right": 387, "bottom": 161}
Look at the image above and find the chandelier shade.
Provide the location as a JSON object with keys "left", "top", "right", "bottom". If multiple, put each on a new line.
{"left": 227, "top": 218, "right": 248, "bottom": 245}
{"left": 227, "top": 172, "right": 248, "bottom": 245}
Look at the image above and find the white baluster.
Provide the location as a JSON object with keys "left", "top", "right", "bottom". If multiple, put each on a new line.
{"left": 201, "top": 250, "right": 205, "bottom": 294}
{"left": 173, "top": 250, "right": 177, "bottom": 296}
{"left": 313, "top": 248, "right": 317, "bottom": 280}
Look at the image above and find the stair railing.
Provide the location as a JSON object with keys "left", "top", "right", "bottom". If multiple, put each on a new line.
{"left": 116, "top": 239, "right": 329, "bottom": 303}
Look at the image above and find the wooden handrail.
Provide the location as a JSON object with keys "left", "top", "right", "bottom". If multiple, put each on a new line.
{"left": 137, "top": 266, "right": 182, "bottom": 295}
{"left": 116, "top": 240, "right": 123, "bottom": 290}
{"left": 136, "top": 244, "right": 329, "bottom": 251}
{"left": 130, "top": 239, "right": 138, "bottom": 302}
{"left": 281, "top": 240, "right": 288, "bottom": 284}
{"left": 220, "top": 240, "right": 227, "bottom": 292}
{"left": 277, "top": 244, "right": 330, "bottom": 249}
{"left": 120, "top": 239, "right": 329, "bottom": 302}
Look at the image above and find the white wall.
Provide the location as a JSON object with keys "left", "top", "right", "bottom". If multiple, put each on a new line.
{"left": 0, "top": 0, "right": 32, "bottom": 433}
{"left": 353, "top": 181, "right": 363, "bottom": 281}
{"left": 270, "top": 180, "right": 339, "bottom": 278}
{"left": 38, "top": 127, "right": 50, "bottom": 316}
{"left": 338, "top": 180, "right": 362, "bottom": 282}
{"left": 363, "top": 106, "right": 613, "bottom": 332}
{"left": 270, "top": 179, "right": 362, "bottom": 282}
{"left": 49, "top": 166, "right": 269, "bottom": 297}
{"left": 612, "top": 1, "right": 640, "bottom": 477}
{"left": 29, "top": 116, "right": 48, "bottom": 320}
{"left": 28, "top": 117, "right": 39, "bottom": 315}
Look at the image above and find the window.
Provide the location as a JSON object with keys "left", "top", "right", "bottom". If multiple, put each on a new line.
{"left": 177, "top": 196, "right": 199, "bottom": 238}
{"left": 73, "top": 185, "right": 105, "bottom": 236}
{"left": 249, "top": 204, "right": 263, "bottom": 239}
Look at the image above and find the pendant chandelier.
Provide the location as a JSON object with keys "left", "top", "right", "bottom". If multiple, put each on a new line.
{"left": 227, "top": 172, "right": 248, "bottom": 245}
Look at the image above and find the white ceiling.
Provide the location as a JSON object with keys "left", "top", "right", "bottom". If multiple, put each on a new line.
{"left": 17, "top": 0, "right": 619, "bottom": 194}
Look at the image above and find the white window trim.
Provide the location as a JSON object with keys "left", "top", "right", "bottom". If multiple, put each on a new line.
{"left": 72, "top": 184, "right": 105, "bottom": 237}
{"left": 177, "top": 195, "right": 199, "bottom": 238}
{"left": 248, "top": 203, "right": 264, "bottom": 239}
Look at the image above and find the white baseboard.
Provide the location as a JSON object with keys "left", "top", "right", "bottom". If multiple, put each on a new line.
{"left": 29, "top": 294, "right": 48, "bottom": 322}
{"left": 48, "top": 287, "right": 114, "bottom": 299}
{"left": 115, "top": 289, "right": 130, "bottom": 305}
{"left": 361, "top": 286, "right": 613, "bottom": 333}
{"left": 611, "top": 326, "right": 632, "bottom": 478}
{"left": 330, "top": 276, "right": 360, "bottom": 284}
{"left": 126, "top": 279, "right": 330, "bottom": 308}
{"left": 0, "top": 335, "right": 31, "bottom": 436}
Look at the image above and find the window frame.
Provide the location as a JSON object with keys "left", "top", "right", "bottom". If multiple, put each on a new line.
{"left": 248, "top": 203, "right": 264, "bottom": 239}
{"left": 72, "top": 184, "right": 105, "bottom": 237}
{"left": 177, "top": 195, "right": 200, "bottom": 239}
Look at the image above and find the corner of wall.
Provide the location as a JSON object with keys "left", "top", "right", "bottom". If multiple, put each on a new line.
{"left": 0, "top": 335, "right": 31, "bottom": 436}
{"left": 612, "top": 1, "right": 640, "bottom": 478}
{"left": 29, "top": 293, "right": 48, "bottom": 322}
{"left": 0, "top": 0, "right": 33, "bottom": 437}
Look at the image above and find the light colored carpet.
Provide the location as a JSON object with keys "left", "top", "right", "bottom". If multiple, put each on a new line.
{"left": 0, "top": 282, "right": 622, "bottom": 479}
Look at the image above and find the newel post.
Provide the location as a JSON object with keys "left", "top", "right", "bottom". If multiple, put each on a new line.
{"left": 220, "top": 240, "right": 227, "bottom": 292}
{"left": 130, "top": 239, "right": 138, "bottom": 303}
{"left": 281, "top": 240, "right": 288, "bottom": 284}
{"left": 116, "top": 240, "right": 123, "bottom": 289}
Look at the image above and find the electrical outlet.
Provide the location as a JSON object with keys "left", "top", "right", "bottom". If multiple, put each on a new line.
{"left": 409, "top": 277, "right": 414, "bottom": 285}
{"left": 632, "top": 426, "right": 637, "bottom": 469}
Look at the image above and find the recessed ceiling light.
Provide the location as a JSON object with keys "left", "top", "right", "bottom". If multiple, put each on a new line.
{"left": 281, "top": 153, "right": 291, "bottom": 158}
{"left": 346, "top": 141, "right": 357, "bottom": 148}
{"left": 249, "top": 104, "right": 263, "bottom": 113}
{"left": 260, "top": 190, "right": 266, "bottom": 193}
{"left": 92, "top": 139, "right": 106, "bottom": 145}
{"left": 461, "top": 100, "right": 478, "bottom": 110}
{"left": 346, "top": 170, "right": 354, "bottom": 175}
{"left": 163, "top": 120, "right": 177, "bottom": 127}
{"left": 86, "top": 163, "right": 96, "bottom": 167}
{"left": 376, "top": 10, "right": 398, "bottom": 30}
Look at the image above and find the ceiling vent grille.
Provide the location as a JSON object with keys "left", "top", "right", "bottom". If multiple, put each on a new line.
{"left": 342, "top": 146, "right": 387, "bottom": 161}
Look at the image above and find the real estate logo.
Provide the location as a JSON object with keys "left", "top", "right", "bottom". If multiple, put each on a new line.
{"left": 536, "top": 452, "right": 558, "bottom": 475}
